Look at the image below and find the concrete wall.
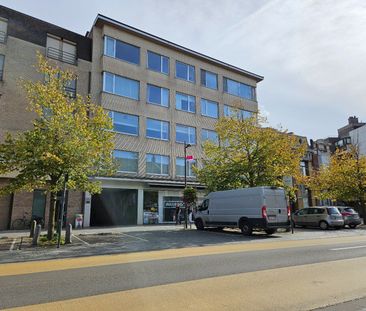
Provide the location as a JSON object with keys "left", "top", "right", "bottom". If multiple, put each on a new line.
{"left": 350, "top": 125, "right": 366, "bottom": 156}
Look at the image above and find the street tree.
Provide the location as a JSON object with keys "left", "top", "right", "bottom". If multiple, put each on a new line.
{"left": 307, "top": 146, "right": 366, "bottom": 221}
{"left": 196, "top": 116, "right": 307, "bottom": 194}
{"left": 0, "top": 53, "right": 116, "bottom": 240}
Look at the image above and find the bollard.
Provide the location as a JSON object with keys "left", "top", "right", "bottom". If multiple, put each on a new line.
{"left": 32, "top": 224, "right": 41, "bottom": 246}
{"left": 65, "top": 223, "right": 72, "bottom": 244}
{"left": 29, "top": 220, "right": 37, "bottom": 238}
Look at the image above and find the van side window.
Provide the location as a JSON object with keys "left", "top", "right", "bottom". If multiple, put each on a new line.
{"left": 200, "top": 199, "right": 209, "bottom": 211}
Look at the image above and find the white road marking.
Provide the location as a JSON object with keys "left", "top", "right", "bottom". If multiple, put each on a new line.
{"left": 9, "top": 238, "right": 16, "bottom": 251}
{"left": 120, "top": 232, "right": 149, "bottom": 242}
{"left": 330, "top": 245, "right": 366, "bottom": 251}
{"left": 72, "top": 235, "right": 90, "bottom": 245}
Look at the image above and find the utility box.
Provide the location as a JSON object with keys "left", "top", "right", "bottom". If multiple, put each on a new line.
{"left": 75, "top": 214, "right": 83, "bottom": 229}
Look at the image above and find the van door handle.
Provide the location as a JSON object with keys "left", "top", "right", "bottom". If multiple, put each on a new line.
{"left": 207, "top": 210, "right": 209, "bottom": 215}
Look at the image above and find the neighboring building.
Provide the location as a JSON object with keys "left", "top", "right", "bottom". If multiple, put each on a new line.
{"left": 349, "top": 124, "right": 366, "bottom": 155}
{"left": 0, "top": 6, "right": 92, "bottom": 230}
{"left": 0, "top": 6, "right": 263, "bottom": 229}
{"left": 86, "top": 15, "right": 263, "bottom": 226}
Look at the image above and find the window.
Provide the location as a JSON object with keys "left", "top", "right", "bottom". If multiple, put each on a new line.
{"left": 146, "top": 154, "right": 169, "bottom": 175}
{"left": 0, "top": 54, "right": 4, "bottom": 80}
{"left": 223, "top": 77, "right": 256, "bottom": 101}
{"left": 201, "top": 129, "right": 218, "bottom": 144}
{"left": 46, "top": 35, "right": 77, "bottom": 65}
{"left": 146, "top": 118, "right": 169, "bottom": 141}
{"left": 176, "top": 92, "right": 195, "bottom": 113}
{"left": 176, "top": 124, "right": 196, "bottom": 144}
{"left": 176, "top": 61, "right": 195, "bottom": 82}
{"left": 109, "top": 111, "right": 139, "bottom": 135}
{"left": 201, "top": 69, "right": 218, "bottom": 89}
{"left": 147, "top": 51, "right": 169, "bottom": 74}
{"left": 114, "top": 150, "right": 138, "bottom": 173}
{"left": 224, "top": 105, "right": 254, "bottom": 120}
{"left": 0, "top": 19, "right": 7, "bottom": 43}
{"left": 176, "top": 157, "right": 196, "bottom": 177}
{"left": 147, "top": 84, "right": 169, "bottom": 107}
{"left": 201, "top": 99, "right": 218, "bottom": 118}
{"left": 104, "top": 36, "right": 140, "bottom": 65}
{"left": 103, "top": 72, "right": 140, "bottom": 100}
{"left": 64, "top": 79, "right": 76, "bottom": 98}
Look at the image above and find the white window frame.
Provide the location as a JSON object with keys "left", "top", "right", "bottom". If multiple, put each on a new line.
{"left": 114, "top": 150, "right": 139, "bottom": 173}
{"left": 147, "top": 84, "right": 169, "bottom": 107}
{"left": 146, "top": 118, "right": 169, "bottom": 141}
{"left": 109, "top": 111, "right": 139, "bottom": 136}
{"left": 103, "top": 72, "right": 140, "bottom": 100}
{"left": 146, "top": 154, "right": 170, "bottom": 176}
{"left": 201, "top": 99, "right": 218, "bottom": 119}
{"left": 175, "top": 60, "right": 195, "bottom": 83}
{"left": 147, "top": 51, "right": 169, "bottom": 75}
{"left": 176, "top": 124, "right": 196, "bottom": 145}
{"left": 176, "top": 92, "right": 196, "bottom": 113}
{"left": 176, "top": 157, "right": 196, "bottom": 177}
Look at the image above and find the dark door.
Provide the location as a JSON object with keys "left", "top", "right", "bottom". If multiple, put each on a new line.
{"left": 90, "top": 188, "right": 138, "bottom": 226}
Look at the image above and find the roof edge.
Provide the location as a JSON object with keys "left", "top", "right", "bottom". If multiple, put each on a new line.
{"left": 93, "top": 14, "right": 264, "bottom": 82}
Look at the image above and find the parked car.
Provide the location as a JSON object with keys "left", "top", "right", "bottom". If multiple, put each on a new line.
{"left": 336, "top": 206, "right": 361, "bottom": 229}
{"left": 194, "top": 186, "right": 291, "bottom": 235}
{"left": 292, "top": 207, "right": 344, "bottom": 230}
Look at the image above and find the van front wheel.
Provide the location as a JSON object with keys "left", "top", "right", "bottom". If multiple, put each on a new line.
{"left": 265, "top": 228, "right": 276, "bottom": 235}
{"left": 195, "top": 219, "right": 204, "bottom": 230}
{"left": 241, "top": 222, "right": 253, "bottom": 236}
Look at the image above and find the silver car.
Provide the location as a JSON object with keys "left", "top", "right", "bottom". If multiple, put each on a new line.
{"left": 292, "top": 207, "right": 344, "bottom": 230}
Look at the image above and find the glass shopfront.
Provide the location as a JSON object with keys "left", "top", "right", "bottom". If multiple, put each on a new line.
{"left": 143, "top": 191, "right": 159, "bottom": 224}
{"left": 163, "top": 196, "right": 184, "bottom": 222}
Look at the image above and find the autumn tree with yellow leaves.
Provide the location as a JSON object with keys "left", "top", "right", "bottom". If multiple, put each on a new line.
{"left": 0, "top": 54, "right": 116, "bottom": 240}
{"left": 196, "top": 116, "right": 307, "bottom": 195}
{"left": 307, "top": 146, "right": 366, "bottom": 221}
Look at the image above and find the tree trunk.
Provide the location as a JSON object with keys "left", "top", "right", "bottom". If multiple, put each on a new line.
{"left": 47, "top": 192, "right": 57, "bottom": 240}
{"left": 360, "top": 198, "right": 366, "bottom": 225}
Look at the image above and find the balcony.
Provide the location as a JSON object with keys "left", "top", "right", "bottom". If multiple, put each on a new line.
{"left": 46, "top": 47, "right": 77, "bottom": 65}
{"left": 64, "top": 86, "right": 76, "bottom": 98}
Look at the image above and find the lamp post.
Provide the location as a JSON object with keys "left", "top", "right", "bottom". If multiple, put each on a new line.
{"left": 184, "top": 142, "right": 191, "bottom": 229}
{"left": 57, "top": 173, "right": 68, "bottom": 248}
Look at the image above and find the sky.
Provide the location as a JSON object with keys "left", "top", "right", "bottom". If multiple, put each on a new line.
{"left": 1, "top": 0, "right": 365, "bottom": 139}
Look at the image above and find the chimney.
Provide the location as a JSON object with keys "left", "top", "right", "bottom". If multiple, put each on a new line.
{"left": 348, "top": 116, "right": 359, "bottom": 125}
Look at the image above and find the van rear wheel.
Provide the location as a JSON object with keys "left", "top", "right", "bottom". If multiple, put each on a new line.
{"left": 319, "top": 221, "right": 328, "bottom": 230}
{"left": 195, "top": 219, "right": 204, "bottom": 230}
{"left": 240, "top": 222, "right": 253, "bottom": 236}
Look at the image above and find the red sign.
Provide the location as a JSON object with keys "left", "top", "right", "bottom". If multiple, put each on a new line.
{"left": 186, "top": 155, "right": 194, "bottom": 160}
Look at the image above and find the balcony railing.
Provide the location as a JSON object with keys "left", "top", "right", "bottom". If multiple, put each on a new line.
{"left": 47, "top": 47, "right": 77, "bottom": 65}
{"left": 64, "top": 86, "right": 76, "bottom": 98}
{"left": 0, "top": 31, "right": 7, "bottom": 43}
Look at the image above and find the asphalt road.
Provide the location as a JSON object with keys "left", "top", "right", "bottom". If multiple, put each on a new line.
{"left": 1, "top": 237, "right": 366, "bottom": 309}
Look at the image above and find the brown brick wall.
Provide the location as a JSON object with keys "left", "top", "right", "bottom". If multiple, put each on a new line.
{"left": 66, "top": 191, "right": 83, "bottom": 226}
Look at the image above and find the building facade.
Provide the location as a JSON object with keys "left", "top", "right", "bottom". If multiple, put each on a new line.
{"left": 0, "top": 6, "right": 91, "bottom": 230}
{"left": 0, "top": 6, "right": 263, "bottom": 229}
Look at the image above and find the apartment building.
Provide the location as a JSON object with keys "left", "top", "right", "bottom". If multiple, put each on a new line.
{"left": 0, "top": 6, "right": 263, "bottom": 229}
{"left": 86, "top": 15, "right": 263, "bottom": 226}
{"left": 0, "top": 6, "right": 91, "bottom": 230}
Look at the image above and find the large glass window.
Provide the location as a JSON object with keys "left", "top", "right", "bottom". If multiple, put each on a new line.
{"left": 146, "top": 154, "right": 169, "bottom": 175}
{"left": 175, "top": 61, "right": 195, "bottom": 83}
{"left": 201, "top": 99, "right": 218, "bottom": 118}
{"left": 104, "top": 36, "right": 140, "bottom": 65}
{"left": 114, "top": 150, "right": 138, "bottom": 173}
{"left": 176, "top": 157, "right": 196, "bottom": 177}
{"left": 223, "top": 77, "right": 256, "bottom": 101}
{"left": 176, "top": 92, "right": 195, "bottom": 113}
{"left": 46, "top": 35, "right": 77, "bottom": 65}
{"left": 224, "top": 105, "right": 254, "bottom": 120}
{"left": 109, "top": 111, "right": 139, "bottom": 135}
{"left": 201, "top": 69, "right": 218, "bottom": 90}
{"left": 0, "top": 19, "right": 8, "bottom": 43}
{"left": 147, "top": 84, "right": 169, "bottom": 107}
{"left": 146, "top": 118, "right": 169, "bottom": 141}
{"left": 147, "top": 51, "right": 169, "bottom": 74}
{"left": 201, "top": 129, "right": 218, "bottom": 144}
{"left": 103, "top": 72, "right": 140, "bottom": 100}
{"left": 176, "top": 124, "right": 196, "bottom": 144}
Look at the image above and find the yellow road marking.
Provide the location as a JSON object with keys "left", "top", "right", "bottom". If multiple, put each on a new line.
{"left": 1, "top": 235, "right": 366, "bottom": 277}
{"left": 5, "top": 256, "right": 366, "bottom": 311}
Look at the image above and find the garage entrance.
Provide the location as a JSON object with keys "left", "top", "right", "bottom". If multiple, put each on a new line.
{"left": 90, "top": 188, "right": 137, "bottom": 226}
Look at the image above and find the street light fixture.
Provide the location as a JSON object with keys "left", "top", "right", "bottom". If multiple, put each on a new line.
{"left": 184, "top": 142, "right": 192, "bottom": 229}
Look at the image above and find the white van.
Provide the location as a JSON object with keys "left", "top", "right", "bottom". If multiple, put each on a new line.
{"left": 194, "top": 186, "right": 290, "bottom": 235}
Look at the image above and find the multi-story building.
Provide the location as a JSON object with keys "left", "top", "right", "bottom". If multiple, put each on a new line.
{"left": 0, "top": 6, "right": 92, "bottom": 230}
{"left": 86, "top": 15, "right": 263, "bottom": 226}
{"left": 0, "top": 6, "right": 263, "bottom": 229}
